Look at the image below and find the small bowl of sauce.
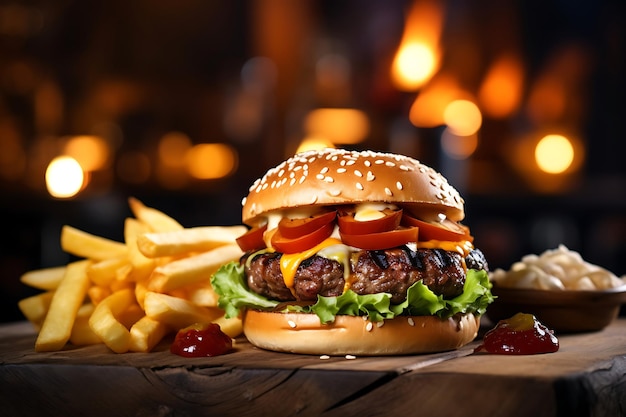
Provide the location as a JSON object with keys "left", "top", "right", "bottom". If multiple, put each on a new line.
{"left": 487, "top": 284, "right": 626, "bottom": 333}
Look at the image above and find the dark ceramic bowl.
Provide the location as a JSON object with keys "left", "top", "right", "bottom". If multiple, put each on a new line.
{"left": 486, "top": 284, "right": 626, "bottom": 333}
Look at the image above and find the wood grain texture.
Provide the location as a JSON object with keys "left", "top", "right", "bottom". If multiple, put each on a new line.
{"left": 1, "top": 320, "right": 626, "bottom": 416}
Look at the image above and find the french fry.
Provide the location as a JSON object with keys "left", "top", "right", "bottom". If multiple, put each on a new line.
{"left": 184, "top": 282, "right": 220, "bottom": 307}
{"left": 137, "top": 226, "right": 246, "bottom": 258}
{"left": 20, "top": 266, "right": 66, "bottom": 291}
{"left": 70, "top": 304, "right": 101, "bottom": 346}
{"left": 143, "top": 292, "right": 224, "bottom": 329}
{"left": 148, "top": 244, "right": 243, "bottom": 293}
{"left": 128, "top": 197, "right": 183, "bottom": 232}
{"left": 18, "top": 291, "right": 54, "bottom": 328}
{"left": 134, "top": 279, "right": 149, "bottom": 310}
{"left": 87, "top": 257, "right": 129, "bottom": 286}
{"left": 213, "top": 314, "right": 243, "bottom": 339}
{"left": 118, "top": 303, "right": 145, "bottom": 329}
{"left": 129, "top": 316, "right": 169, "bottom": 353}
{"left": 35, "top": 260, "right": 91, "bottom": 352}
{"left": 61, "top": 225, "right": 128, "bottom": 261}
{"left": 88, "top": 288, "right": 136, "bottom": 353}
{"left": 124, "top": 217, "right": 155, "bottom": 282}
{"left": 87, "top": 285, "right": 112, "bottom": 305}
{"left": 20, "top": 196, "right": 245, "bottom": 354}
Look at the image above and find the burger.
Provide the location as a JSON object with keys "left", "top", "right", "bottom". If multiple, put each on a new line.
{"left": 212, "top": 148, "right": 493, "bottom": 355}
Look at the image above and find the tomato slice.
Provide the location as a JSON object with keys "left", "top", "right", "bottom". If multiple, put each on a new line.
{"left": 339, "top": 226, "right": 418, "bottom": 250}
{"left": 337, "top": 209, "right": 402, "bottom": 235}
{"left": 401, "top": 214, "right": 473, "bottom": 242}
{"left": 236, "top": 224, "right": 268, "bottom": 252}
{"left": 278, "top": 210, "right": 337, "bottom": 239}
{"left": 271, "top": 221, "right": 335, "bottom": 254}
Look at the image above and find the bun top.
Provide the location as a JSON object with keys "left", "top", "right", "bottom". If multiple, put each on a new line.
{"left": 241, "top": 148, "right": 464, "bottom": 226}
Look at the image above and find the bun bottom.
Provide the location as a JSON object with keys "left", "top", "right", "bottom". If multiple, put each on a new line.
{"left": 242, "top": 310, "right": 480, "bottom": 355}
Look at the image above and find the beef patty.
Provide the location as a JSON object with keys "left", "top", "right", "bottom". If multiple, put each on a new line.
{"left": 243, "top": 247, "right": 488, "bottom": 304}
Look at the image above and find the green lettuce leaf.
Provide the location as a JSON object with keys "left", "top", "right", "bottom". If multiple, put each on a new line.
{"left": 210, "top": 262, "right": 279, "bottom": 318}
{"left": 211, "top": 261, "right": 494, "bottom": 323}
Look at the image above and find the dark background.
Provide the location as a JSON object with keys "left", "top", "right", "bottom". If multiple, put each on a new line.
{"left": 1, "top": 0, "right": 624, "bottom": 322}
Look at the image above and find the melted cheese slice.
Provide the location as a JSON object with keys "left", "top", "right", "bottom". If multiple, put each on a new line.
{"left": 279, "top": 238, "right": 343, "bottom": 290}
{"left": 414, "top": 239, "right": 474, "bottom": 257}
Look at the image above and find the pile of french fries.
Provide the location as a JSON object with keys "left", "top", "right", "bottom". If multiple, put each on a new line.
{"left": 18, "top": 197, "right": 246, "bottom": 353}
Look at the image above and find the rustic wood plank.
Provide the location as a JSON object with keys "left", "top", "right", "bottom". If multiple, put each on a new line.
{"left": 2, "top": 320, "right": 626, "bottom": 416}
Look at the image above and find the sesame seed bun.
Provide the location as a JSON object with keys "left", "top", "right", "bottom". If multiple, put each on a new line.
{"left": 241, "top": 149, "right": 465, "bottom": 227}
{"left": 243, "top": 310, "right": 480, "bottom": 355}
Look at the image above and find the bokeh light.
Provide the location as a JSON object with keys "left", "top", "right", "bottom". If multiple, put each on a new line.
{"left": 64, "top": 135, "right": 110, "bottom": 171}
{"left": 304, "top": 108, "right": 369, "bottom": 145}
{"left": 45, "top": 156, "right": 85, "bottom": 198}
{"left": 443, "top": 99, "right": 482, "bottom": 136}
{"left": 535, "top": 134, "right": 575, "bottom": 174}
{"left": 186, "top": 143, "right": 238, "bottom": 179}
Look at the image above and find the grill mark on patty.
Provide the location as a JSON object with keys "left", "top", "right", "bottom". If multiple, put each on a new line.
{"left": 243, "top": 247, "right": 488, "bottom": 303}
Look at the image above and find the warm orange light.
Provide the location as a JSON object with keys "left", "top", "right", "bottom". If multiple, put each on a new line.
{"left": 304, "top": 108, "right": 369, "bottom": 145}
{"left": 409, "top": 73, "right": 464, "bottom": 128}
{"left": 64, "top": 135, "right": 110, "bottom": 171}
{"left": 478, "top": 54, "right": 524, "bottom": 118}
{"left": 391, "top": 0, "right": 443, "bottom": 91}
{"left": 46, "top": 156, "right": 84, "bottom": 198}
{"left": 441, "top": 128, "right": 478, "bottom": 160}
{"left": 158, "top": 131, "right": 192, "bottom": 168}
{"left": 535, "top": 134, "right": 575, "bottom": 174}
{"left": 296, "top": 137, "right": 335, "bottom": 154}
{"left": 186, "top": 143, "right": 238, "bottom": 179}
{"left": 443, "top": 99, "right": 482, "bottom": 136}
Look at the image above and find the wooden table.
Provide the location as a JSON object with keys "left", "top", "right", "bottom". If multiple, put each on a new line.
{"left": 2, "top": 319, "right": 626, "bottom": 417}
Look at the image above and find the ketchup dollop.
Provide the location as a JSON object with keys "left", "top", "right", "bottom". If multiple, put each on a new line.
{"left": 170, "top": 323, "right": 233, "bottom": 357}
{"left": 476, "top": 313, "right": 559, "bottom": 355}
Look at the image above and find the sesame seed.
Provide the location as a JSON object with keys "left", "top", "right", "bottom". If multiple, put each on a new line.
{"left": 288, "top": 320, "right": 297, "bottom": 328}
{"left": 366, "top": 322, "right": 373, "bottom": 332}
{"left": 241, "top": 197, "right": 247, "bottom": 206}
{"left": 323, "top": 176, "right": 334, "bottom": 183}
{"left": 407, "top": 317, "right": 415, "bottom": 326}
{"left": 320, "top": 167, "right": 329, "bottom": 174}
{"left": 320, "top": 355, "right": 330, "bottom": 360}
{"left": 290, "top": 178, "right": 296, "bottom": 186}
{"left": 278, "top": 169, "right": 285, "bottom": 177}
{"left": 366, "top": 171, "right": 375, "bottom": 181}
{"left": 346, "top": 160, "right": 356, "bottom": 166}
{"left": 396, "top": 181, "right": 403, "bottom": 190}
{"left": 385, "top": 161, "right": 395, "bottom": 167}
{"left": 377, "top": 321, "right": 385, "bottom": 328}
{"left": 299, "top": 176, "right": 306, "bottom": 184}
{"left": 328, "top": 189, "right": 341, "bottom": 197}
{"left": 384, "top": 187, "right": 393, "bottom": 196}
{"left": 356, "top": 182, "right": 364, "bottom": 190}
{"left": 364, "top": 160, "right": 371, "bottom": 167}
{"left": 337, "top": 168, "right": 346, "bottom": 173}
{"left": 399, "top": 165, "right": 410, "bottom": 171}
{"left": 345, "top": 355, "right": 357, "bottom": 360}
{"left": 375, "top": 159, "right": 385, "bottom": 165}
{"left": 316, "top": 174, "right": 325, "bottom": 180}
{"left": 354, "top": 170, "right": 363, "bottom": 177}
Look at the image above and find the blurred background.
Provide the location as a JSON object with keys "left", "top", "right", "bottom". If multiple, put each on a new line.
{"left": 1, "top": 0, "right": 624, "bottom": 322}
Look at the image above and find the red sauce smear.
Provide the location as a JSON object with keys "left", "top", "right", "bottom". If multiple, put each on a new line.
{"left": 476, "top": 313, "right": 559, "bottom": 355}
{"left": 170, "top": 323, "right": 233, "bottom": 357}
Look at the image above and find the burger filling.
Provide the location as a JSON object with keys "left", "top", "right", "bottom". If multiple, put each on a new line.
{"left": 244, "top": 247, "right": 488, "bottom": 304}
